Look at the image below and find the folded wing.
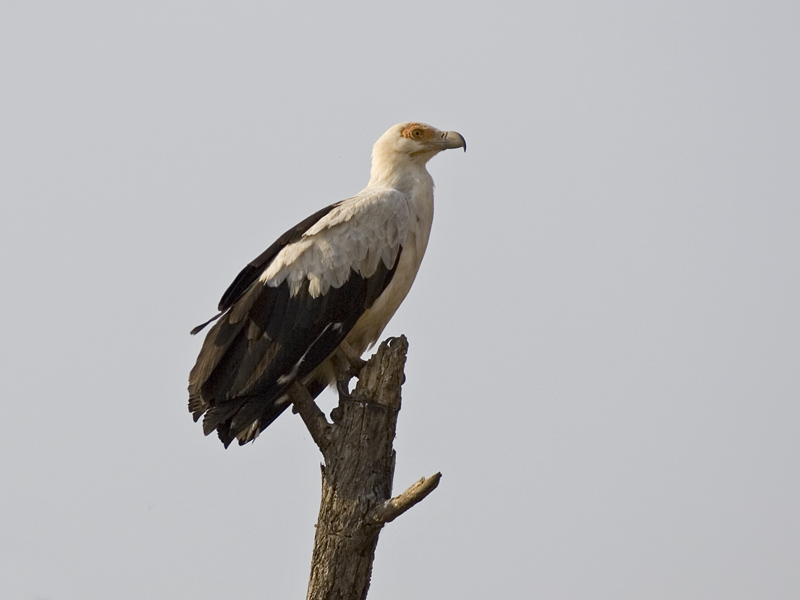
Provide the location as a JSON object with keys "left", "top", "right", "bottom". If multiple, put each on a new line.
{"left": 188, "top": 189, "right": 410, "bottom": 446}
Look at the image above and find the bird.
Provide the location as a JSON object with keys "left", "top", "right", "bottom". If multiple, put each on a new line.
{"left": 188, "top": 122, "right": 466, "bottom": 446}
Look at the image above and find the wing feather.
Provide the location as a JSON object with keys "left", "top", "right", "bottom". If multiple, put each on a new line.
{"left": 218, "top": 201, "right": 342, "bottom": 312}
{"left": 261, "top": 189, "right": 411, "bottom": 294}
{"left": 188, "top": 188, "right": 411, "bottom": 445}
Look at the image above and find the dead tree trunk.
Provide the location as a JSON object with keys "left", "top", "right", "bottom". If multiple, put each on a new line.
{"left": 289, "top": 336, "right": 441, "bottom": 600}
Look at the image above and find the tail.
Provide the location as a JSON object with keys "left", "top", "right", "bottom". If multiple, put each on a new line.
{"left": 188, "top": 379, "right": 327, "bottom": 447}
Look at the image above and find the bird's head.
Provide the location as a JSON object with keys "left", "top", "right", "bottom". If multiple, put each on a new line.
{"left": 370, "top": 122, "right": 466, "bottom": 184}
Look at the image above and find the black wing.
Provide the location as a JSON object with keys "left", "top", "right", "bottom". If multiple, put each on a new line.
{"left": 190, "top": 201, "right": 341, "bottom": 335}
{"left": 188, "top": 244, "right": 402, "bottom": 447}
{"left": 217, "top": 202, "right": 342, "bottom": 312}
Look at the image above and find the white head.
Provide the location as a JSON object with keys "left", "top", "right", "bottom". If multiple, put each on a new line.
{"left": 370, "top": 122, "right": 466, "bottom": 184}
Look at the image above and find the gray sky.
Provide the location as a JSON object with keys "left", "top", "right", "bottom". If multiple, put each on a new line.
{"left": 2, "top": 1, "right": 799, "bottom": 598}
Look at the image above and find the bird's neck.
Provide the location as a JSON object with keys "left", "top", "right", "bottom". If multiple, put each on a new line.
{"left": 368, "top": 154, "right": 434, "bottom": 193}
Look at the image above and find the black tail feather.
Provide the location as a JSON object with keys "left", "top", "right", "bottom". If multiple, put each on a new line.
{"left": 190, "top": 311, "right": 223, "bottom": 335}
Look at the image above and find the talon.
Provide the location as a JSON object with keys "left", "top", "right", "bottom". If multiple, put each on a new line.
{"left": 333, "top": 378, "right": 351, "bottom": 423}
{"left": 336, "top": 378, "right": 352, "bottom": 400}
{"left": 349, "top": 356, "right": 367, "bottom": 374}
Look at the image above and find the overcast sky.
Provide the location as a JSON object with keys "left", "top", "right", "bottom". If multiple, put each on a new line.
{"left": 2, "top": 2, "right": 799, "bottom": 599}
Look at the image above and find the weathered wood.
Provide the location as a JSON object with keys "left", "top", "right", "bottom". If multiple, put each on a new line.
{"left": 368, "top": 472, "right": 442, "bottom": 525}
{"left": 288, "top": 382, "right": 333, "bottom": 454}
{"left": 295, "top": 335, "right": 440, "bottom": 600}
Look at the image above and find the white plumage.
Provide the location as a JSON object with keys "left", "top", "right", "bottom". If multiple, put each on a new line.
{"left": 188, "top": 122, "right": 465, "bottom": 446}
{"left": 260, "top": 189, "right": 409, "bottom": 297}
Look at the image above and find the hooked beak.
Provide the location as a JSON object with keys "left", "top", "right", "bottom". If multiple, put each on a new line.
{"left": 440, "top": 130, "right": 467, "bottom": 152}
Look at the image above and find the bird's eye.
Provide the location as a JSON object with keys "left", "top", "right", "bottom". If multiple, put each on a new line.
{"left": 411, "top": 128, "right": 424, "bottom": 139}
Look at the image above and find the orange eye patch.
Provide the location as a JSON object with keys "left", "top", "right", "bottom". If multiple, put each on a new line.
{"left": 400, "top": 123, "right": 434, "bottom": 141}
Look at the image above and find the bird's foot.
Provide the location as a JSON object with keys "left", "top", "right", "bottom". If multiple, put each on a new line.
{"left": 339, "top": 340, "right": 367, "bottom": 375}
{"left": 330, "top": 404, "right": 343, "bottom": 423}
{"left": 331, "top": 378, "right": 353, "bottom": 424}
{"left": 336, "top": 377, "right": 352, "bottom": 401}
{"left": 344, "top": 361, "right": 366, "bottom": 384}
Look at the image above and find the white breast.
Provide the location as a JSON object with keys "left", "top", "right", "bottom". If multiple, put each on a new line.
{"left": 302, "top": 173, "right": 435, "bottom": 388}
{"left": 345, "top": 180, "right": 435, "bottom": 353}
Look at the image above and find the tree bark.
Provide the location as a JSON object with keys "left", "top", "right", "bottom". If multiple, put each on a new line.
{"left": 289, "top": 336, "right": 441, "bottom": 600}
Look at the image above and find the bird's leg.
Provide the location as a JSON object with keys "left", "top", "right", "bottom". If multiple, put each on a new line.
{"left": 335, "top": 341, "right": 366, "bottom": 394}
{"left": 332, "top": 341, "right": 366, "bottom": 423}
{"left": 339, "top": 340, "right": 367, "bottom": 374}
